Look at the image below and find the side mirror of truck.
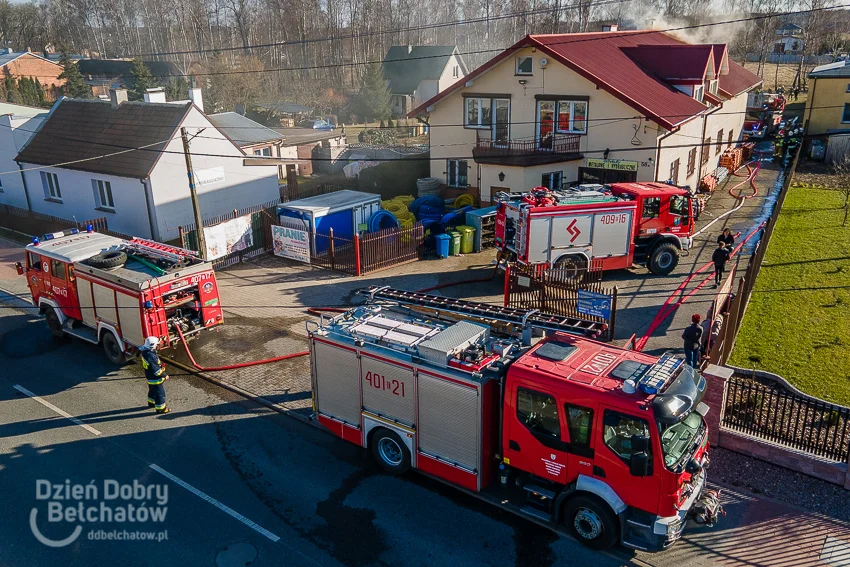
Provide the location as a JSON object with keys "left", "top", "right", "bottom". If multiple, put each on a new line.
{"left": 629, "top": 451, "right": 650, "bottom": 477}
{"left": 630, "top": 434, "right": 649, "bottom": 452}
{"left": 15, "top": 262, "right": 23, "bottom": 275}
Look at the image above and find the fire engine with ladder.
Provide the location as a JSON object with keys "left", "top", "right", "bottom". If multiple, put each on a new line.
{"left": 309, "top": 287, "right": 723, "bottom": 552}
{"left": 17, "top": 227, "right": 224, "bottom": 363}
{"left": 495, "top": 183, "right": 696, "bottom": 277}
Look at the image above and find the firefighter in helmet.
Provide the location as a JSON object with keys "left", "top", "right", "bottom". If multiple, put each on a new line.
{"left": 141, "top": 337, "right": 170, "bottom": 414}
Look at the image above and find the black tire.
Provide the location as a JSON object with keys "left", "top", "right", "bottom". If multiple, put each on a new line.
{"left": 102, "top": 332, "right": 127, "bottom": 365}
{"left": 564, "top": 495, "right": 619, "bottom": 550}
{"left": 370, "top": 429, "right": 411, "bottom": 475}
{"left": 552, "top": 254, "right": 588, "bottom": 281}
{"left": 44, "top": 307, "right": 65, "bottom": 338}
{"left": 88, "top": 250, "right": 127, "bottom": 270}
{"left": 648, "top": 242, "right": 679, "bottom": 275}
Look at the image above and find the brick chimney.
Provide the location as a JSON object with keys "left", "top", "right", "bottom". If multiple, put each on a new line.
{"left": 109, "top": 88, "right": 128, "bottom": 109}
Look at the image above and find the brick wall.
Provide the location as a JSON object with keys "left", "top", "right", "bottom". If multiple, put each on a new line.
{"left": 2, "top": 54, "right": 67, "bottom": 101}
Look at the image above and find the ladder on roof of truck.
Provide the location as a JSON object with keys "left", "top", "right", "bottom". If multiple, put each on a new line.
{"left": 127, "top": 238, "right": 199, "bottom": 266}
{"left": 361, "top": 287, "right": 608, "bottom": 341}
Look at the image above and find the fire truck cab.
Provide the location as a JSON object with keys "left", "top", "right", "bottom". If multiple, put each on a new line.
{"left": 309, "top": 288, "right": 722, "bottom": 552}
{"left": 496, "top": 183, "right": 695, "bottom": 276}
{"left": 20, "top": 227, "right": 223, "bottom": 363}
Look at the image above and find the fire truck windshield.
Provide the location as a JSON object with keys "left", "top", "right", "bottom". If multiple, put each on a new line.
{"left": 658, "top": 412, "right": 703, "bottom": 469}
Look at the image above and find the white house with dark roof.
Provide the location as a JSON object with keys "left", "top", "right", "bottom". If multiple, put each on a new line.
{"left": 12, "top": 89, "right": 279, "bottom": 241}
{"left": 0, "top": 101, "right": 49, "bottom": 209}
{"left": 382, "top": 46, "right": 468, "bottom": 116}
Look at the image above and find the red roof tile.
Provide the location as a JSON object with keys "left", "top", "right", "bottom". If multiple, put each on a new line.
{"left": 411, "top": 31, "right": 761, "bottom": 130}
{"left": 622, "top": 44, "right": 714, "bottom": 81}
{"left": 719, "top": 61, "right": 763, "bottom": 97}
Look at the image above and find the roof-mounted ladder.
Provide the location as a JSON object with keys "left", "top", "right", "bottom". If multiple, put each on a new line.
{"left": 361, "top": 286, "right": 609, "bottom": 343}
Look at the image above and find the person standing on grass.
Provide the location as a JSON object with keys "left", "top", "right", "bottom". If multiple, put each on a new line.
{"left": 682, "top": 314, "right": 703, "bottom": 368}
{"left": 712, "top": 241, "right": 731, "bottom": 286}
{"left": 717, "top": 228, "right": 734, "bottom": 248}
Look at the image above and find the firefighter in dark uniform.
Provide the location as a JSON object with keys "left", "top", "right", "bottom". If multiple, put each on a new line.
{"left": 141, "top": 336, "right": 170, "bottom": 414}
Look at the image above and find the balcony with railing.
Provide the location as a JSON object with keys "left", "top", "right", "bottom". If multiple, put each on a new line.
{"left": 473, "top": 133, "right": 583, "bottom": 166}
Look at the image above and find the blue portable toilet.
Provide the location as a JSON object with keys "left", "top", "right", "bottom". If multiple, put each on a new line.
{"left": 278, "top": 190, "right": 382, "bottom": 254}
{"left": 434, "top": 233, "right": 451, "bottom": 259}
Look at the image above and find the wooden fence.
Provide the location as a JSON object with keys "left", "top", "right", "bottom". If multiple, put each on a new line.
{"left": 179, "top": 200, "right": 279, "bottom": 269}
{"left": 0, "top": 203, "right": 114, "bottom": 238}
{"left": 504, "top": 261, "right": 617, "bottom": 340}
{"left": 707, "top": 146, "right": 801, "bottom": 366}
{"left": 272, "top": 217, "right": 425, "bottom": 276}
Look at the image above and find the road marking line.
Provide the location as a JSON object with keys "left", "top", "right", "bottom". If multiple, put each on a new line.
{"left": 13, "top": 384, "right": 102, "bottom": 436}
{"left": 149, "top": 464, "right": 280, "bottom": 543}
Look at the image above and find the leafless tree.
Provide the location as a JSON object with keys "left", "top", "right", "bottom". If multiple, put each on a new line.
{"left": 831, "top": 155, "right": 850, "bottom": 227}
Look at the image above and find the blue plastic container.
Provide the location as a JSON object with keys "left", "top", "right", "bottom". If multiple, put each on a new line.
{"left": 435, "top": 233, "right": 451, "bottom": 258}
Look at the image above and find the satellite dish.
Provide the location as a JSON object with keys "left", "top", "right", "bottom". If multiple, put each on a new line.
{"left": 540, "top": 58, "right": 549, "bottom": 68}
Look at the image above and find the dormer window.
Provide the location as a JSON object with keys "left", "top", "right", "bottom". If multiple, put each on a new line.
{"left": 516, "top": 56, "right": 533, "bottom": 76}
{"left": 709, "top": 80, "right": 718, "bottom": 95}
{"left": 694, "top": 85, "right": 704, "bottom": 103}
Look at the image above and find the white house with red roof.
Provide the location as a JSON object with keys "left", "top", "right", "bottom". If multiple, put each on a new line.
{"left": 410, "top": 31, "right": 762, "bottom": 204}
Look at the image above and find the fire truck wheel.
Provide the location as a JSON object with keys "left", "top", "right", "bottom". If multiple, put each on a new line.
{"left": 88, "top": 250, "right": 127, "bottom": 270}
{"left": 44, "top": 307, "right": 65, "bottom": 338}
{"left": 648, "top": 243, "right": 679, "bottom": 275}
{"left": 370, "top": 429, "right": 410, "bottom": 475}
{"left": 101, "top": 332, "right": 128, "bottom": 365}
{"left": 552, "top": 254, "right": 588, "bottom": 281}
{"left": 564, "top": 495, "right": 619, "bottom": 550}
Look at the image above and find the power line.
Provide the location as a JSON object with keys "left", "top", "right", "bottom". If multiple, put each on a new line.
{"left": 131, "top": 0, "right": 633, "bottom": 58}
{"left": 115, "top": 4, "right": 850, "bottom": 79}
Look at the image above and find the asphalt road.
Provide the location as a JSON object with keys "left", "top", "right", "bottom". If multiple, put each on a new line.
{"left": 0, "top": 304, "right": 650, "bottom": 567}
{"left": 2, "top": 303, "right": 836, "bottom": 567}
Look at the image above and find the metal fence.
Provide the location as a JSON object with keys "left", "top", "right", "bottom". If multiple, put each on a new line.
{"left": 722, "top": 375, "right": 850, "bottom": 462}
{"left": 504, "top": 261, "right": 617, "bottom": 340}
{"left": 0, "top": 204, "right": 114, "bottom": 238}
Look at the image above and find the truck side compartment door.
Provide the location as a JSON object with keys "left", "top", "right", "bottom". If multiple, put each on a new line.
{"left": 593, "top": 406, "right": 661, "bottom": 514}
{"left": 504, "top": 384, "right": 569, "bottom": 483}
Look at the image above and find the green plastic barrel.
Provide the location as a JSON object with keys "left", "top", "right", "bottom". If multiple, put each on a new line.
{"left": 449, "top": 231, "right": 461, "bottom": 256}
{"left": 456, "top": 225, "right": 475, "bottom": 254}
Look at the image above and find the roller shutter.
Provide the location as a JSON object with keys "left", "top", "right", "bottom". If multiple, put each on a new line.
{"left": 418, "top": 375, "right": 479, "bottom": 471}
{"left": 361, "top": 356, "right": 415, "bottom": 426}
{"left": 314, "top": 341, "right": 361, "bottom": 426}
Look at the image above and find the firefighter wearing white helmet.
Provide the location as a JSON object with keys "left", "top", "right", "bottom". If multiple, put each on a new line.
{"left": 140, "top": 336, "right": 169, "bottom": 414}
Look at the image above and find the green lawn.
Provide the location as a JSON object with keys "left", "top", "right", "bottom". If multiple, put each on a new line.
{"left": 730, "top": 184, "right": 850, "bottom": 406}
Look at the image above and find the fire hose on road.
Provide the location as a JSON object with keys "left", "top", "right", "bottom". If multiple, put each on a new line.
{"left": 692, "top": 160, "right": 762, "bottom": 240}
{"left": 173, "top": 324, "right": 309, "bottom": 372}
{"left": 633, "top": 223, "right": 764, "bottom": 352}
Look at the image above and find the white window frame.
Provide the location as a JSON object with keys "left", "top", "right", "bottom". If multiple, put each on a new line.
{"left": 254, "top": 147, "right": 272, "bottom": 157}
{"left": 92, "top": 179, "right": 115, "bottom": 210}
{"left": 709, "top": 80, "right": 718, "bottom": 95}
{"left": 464, "top": 97, "right": 492, "bottom": 129}
{"left": 694, "top": 85, "right": 704, "bottom": 103}
{"left": 515, "top": 56, "right": 533, "bottom": 76}
{"left": 41, "top": 171, "right": 61, "bottom": 201}
{"left": 452, "top": 65, "right": 459, "bottom": 78}
{"left": 554, "top": 100, "right": 588, "bottom": 134}
{"left": 447, "top": 159, "right": 468, "bottom": 188}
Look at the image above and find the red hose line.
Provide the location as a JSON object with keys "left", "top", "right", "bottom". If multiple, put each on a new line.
{"left": 634, "top": 224, "right": 763, "bottom": 351}
{"left": 174, "top": 324, "right": 309, "bottom": 372}
{"left": 729, "top": 161, "right": 760, "bottom": 199}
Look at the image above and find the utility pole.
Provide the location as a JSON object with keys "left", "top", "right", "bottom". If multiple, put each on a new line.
{"left": 181, "top": 127, "right": 207, "bottom": 259}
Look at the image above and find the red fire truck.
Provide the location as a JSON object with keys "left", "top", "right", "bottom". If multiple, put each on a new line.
{"left": 495, "top": 183, "right": 696, "bottom": 276}
{"left": 309, "top": 288, "right": 722, "bottom": 552}
{"left": 17, "top": 227, "right": 223, "bottom": 363}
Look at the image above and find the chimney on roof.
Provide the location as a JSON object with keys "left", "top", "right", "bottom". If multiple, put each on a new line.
{"left": 109, "top": 87, "right": 128, "bottom": 109}
{"left": 144, "top": 87, "right": 167, "bottom": 104}
{"left": 4, "top": 48, "right": 12, "bottom": 54}
{"left": 407, "top": 45, "right": 413, "bottom": 54}
{"left": 188, "top": 86, "right": 204, "bottom": 113}
{"left": 602, "top": 23, "right": 618, "bottom": 32}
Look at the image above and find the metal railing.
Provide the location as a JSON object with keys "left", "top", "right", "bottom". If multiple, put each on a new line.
{"left": 475, "top": 134, "right": 581, "bottom": 157}
{"left": 722, "top": 375, "right": 850, "bottom": 462}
